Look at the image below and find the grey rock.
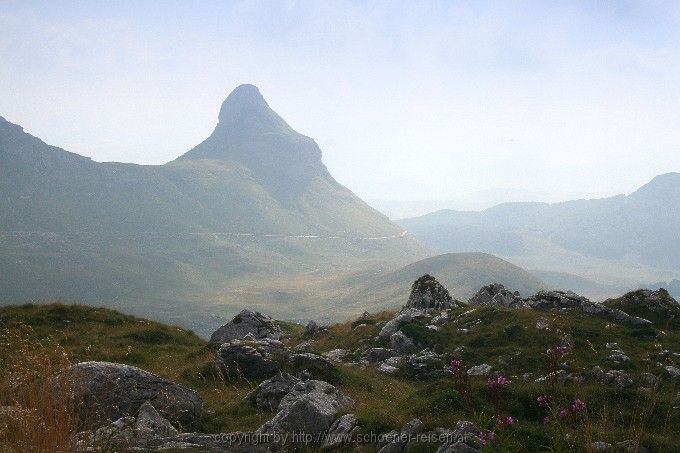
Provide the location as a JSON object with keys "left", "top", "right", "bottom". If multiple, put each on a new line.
{"left": 437, "top": 442, "right": 480, "bottom": 453}
{"left": 304, "top": 320, "right": 321, "bottom": 336}
{"left": 363, "top": 347, "right": 394, "bottom": 363}
{"left": 608, "top": 353, "right": 631, "bottom": 363}
{"left": 467, "top": 364, "right": 492, "bottom": 376}
{"left": 593, "top": 366, "right": 634, "bottom": 388}
{"left": 209, "top": 309, "right": 283, "bottom": 344}
{"left": 534, "top": 370, "right": 581, "bottom": 385}
{"left": 245, "top": 372, "right": 299, "bottom": 411}
{"left": 379, "top": 418, "right": 425, "bottom": 453}
{"left": 586, "top": 441, "right": 612, "bottom": 451}
{"left": 468, "top": 283, "right": 526, "bottom": 308}
{"left": 379, "top": 309, "right": 426, "bottom": 338}
{"left": 390, "top": 331, "right": 416, "bottom": 355}
{"left": 408, "top": 350, "right": 448, "bottom": 378}
{"left": 144, "top": 431, "right": 278, "bottom": 452}
{"left": 526, "top": 290, "right": 652, "bottom": 327}
{"left": 63, "top": 361, "right": 202, "bottom": 428}
{"left": 135, "top": 401, "right": 179, "bottom": 442}
{"left": 323, "top": 349, "right": 348, "bottom": 363}
{"left": 290, "top": 352, "right": 335, "bottom": 374}
{"left": 431, "top": 311, "right": 450, "bottom": 325}
{"left": 257, "top": 379, "right": 354, "bottom": 439}
{"left": 406, "top": 275, "right": 455, "bottom": 310}
{"left": 436, "top": 420, "right": 481, "bottom": 453}
{"left": 664, "top": 365, "right": 680, "bottom": 377}
{"left": 81, "top": 402, "right": 179, "bottom": 450}
{"left": 87, "top": 416, "right": 137, "bottom": 448}
{"left": 321, "top": 413, "right": 359, "bottom": 450}
{"left": 384, "top": 356, "right": 403, "bottom": 367}
{"left": 215, "top": 341, "right": 280, "bottom": 380}
{"left": 378, "top": 363, "right": 399, "bottom": 374}
{"left": 535, "top": 318, "right": 549, "bottom": 330}
{"left": 294, "top": 340, "right": 312, "bottom": 351}
{"left": 641, "top": 373, "right": 658, "bottom": 387}
{"left": 615, "top": 440, "right": 648, "bottom": 452}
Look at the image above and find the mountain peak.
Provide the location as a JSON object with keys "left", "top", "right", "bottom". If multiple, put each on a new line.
{"left": 176, "top": 84, "right": 330, "bottom": 201}
{"left": 218, "top": 84, "right": 269, "bottom": 124}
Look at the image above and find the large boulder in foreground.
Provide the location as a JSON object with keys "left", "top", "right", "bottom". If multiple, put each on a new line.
{"left": 245, "top": 372, "right": 300, "bottom": 411}
{"left": 257, "top": 379, "right": 354, "bottom": 439}
{"left": 210, "top": 309, "right": 283, "bottom": 344}
{"left": 406, "top": 275, "right": 455, "bottom": 310}
{"left": 215, "top": 340, "right": 281, "bottom": 380}
{"left": 468, "top": 283, "right": 527, "bottom": 308}
{"left": 64, "top": 361, "right": 203, "bottom": 428}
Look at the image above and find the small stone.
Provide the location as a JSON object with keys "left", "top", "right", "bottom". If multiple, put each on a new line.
{"left": 664, "top": 365, "right": 680, "bottom": 377}
{"left": 467, "top": 364, "right": 492, "bottom": 376}
{"left": 378, "top": 363, "right": 399, "bottom": 374}
{"left": 535, "top": 318, "right": 549, "bottom": 329}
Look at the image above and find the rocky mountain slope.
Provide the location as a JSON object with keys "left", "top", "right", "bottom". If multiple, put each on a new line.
{"left": 2, "top": 278, "right": 679, "bottom": 451}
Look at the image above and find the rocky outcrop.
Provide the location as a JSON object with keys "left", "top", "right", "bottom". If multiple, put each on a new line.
{"left": 257, "top": 379, "right": 354, "bottom": 439}
{"left": 664, "top": 365, "right": 680, "bottom": 377}
{"left": 64, "top": 361, "right": 202, "bottom": 428}
{"left": 215, "top": 340, "right": 280, "bottom": 380}
{"left": 321, "top": 414, "right": 359, "bottom": 450}
{"left": 210, "top": 310, "right": 283, "bottom": 344}
{"left": 604, "top": 289, "right": 680, "bottom": 328}
{"left": 390, "top": 331, "right": 416, "bottom": 355}
{"left": 406, "top": 275, "right": 455, "bottom": 310}
{"left": 323, "top": 349, "right": 348, "bottom": 363}
{"left": 436, "top": 420, "right": 481, "bottom": 452}
{"left": 467, "top": 364, "right": 492, "bottom": 376}
{"left": 468, "top": 283, "right": 527, "bottom": 308}
{"left": 378, "top": 418, "right": 425, "bottom": 453}
{"left": 363, "top": 347, "right": 394, "bottom": 363}
{"left": 289, "top": 353, "right": 335, "bottom": 374}
{"left": 592, "top": 366, "right": 634, "bottom": 388}
{"left": 379, "top": 309, "right": 426, "bottom": 338}
{"left": 526, "top": 291, "right": 652, "bottom": 326}
{"left": 245, "top": 373, "right": 299, "bottom": 411}
{"left": 407, "top": 350, "right": 449, "bottom": 379}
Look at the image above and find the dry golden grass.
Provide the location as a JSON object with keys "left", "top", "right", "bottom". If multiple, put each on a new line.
{"left": 0, "top": 325, "right": 85, "bottom": 452}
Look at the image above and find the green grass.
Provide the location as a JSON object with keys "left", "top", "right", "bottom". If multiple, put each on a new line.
{"left": 1, "top": 302, "right": 679, "bottom": 451}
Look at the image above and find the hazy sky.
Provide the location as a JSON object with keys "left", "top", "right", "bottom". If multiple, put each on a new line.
{"left": 2, "top": 1, "right": 680, "bottom": 201}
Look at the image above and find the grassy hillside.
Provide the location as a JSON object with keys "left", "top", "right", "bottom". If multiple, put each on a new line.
{"left": 327, "top": 253, "right": 545, "bottom": 316}
{"left": 2, "top": 299, "right": 679, "bottom": 451}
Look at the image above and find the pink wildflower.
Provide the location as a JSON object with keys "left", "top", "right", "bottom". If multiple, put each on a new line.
{"left": 571, "top": 399, "right": 586, "bottom": 412}
{"left": 479, "top": 431, "right": 496, "bottom": 445}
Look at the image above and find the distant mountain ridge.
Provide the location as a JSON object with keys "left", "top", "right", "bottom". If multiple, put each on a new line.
{"left": 400, "top": 174, "right": 680, "bottom": 289}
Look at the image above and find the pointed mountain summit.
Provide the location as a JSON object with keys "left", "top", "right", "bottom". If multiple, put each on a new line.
{"left": 0, "top": 85, "right": 416, "bottom": 238}
{"left": 0, "top": 87, "right": 427, "bottom": 326}
{"left": 178, "top": 85, "right": 329, "bottom": 199}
